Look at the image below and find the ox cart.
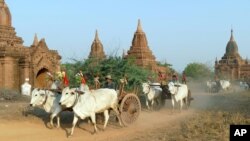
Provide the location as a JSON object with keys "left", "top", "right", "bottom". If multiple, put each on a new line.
{"left": 117, "top": 79, "right": 141, "bottom": 126}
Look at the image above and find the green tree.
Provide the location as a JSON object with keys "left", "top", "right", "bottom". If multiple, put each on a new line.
{"left": 184, "top": 62, "right": 213, "bottom": 80}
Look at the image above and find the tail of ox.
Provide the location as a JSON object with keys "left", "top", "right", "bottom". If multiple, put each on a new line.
{"left": 184, "top": 89, "right": 193, "bottom": 107}
{"left": 168, "top": 82, "right": 189, "bottom": 111}
{"left": 59, "top": 87, "right": 123, "bottom": 137}
{"left": 30, "top": 88, "right": 63, "bottom": 128}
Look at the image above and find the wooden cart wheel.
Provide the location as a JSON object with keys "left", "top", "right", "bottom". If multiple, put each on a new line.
{"left": 119, "top": 93, "right": 141, "bottom": 126}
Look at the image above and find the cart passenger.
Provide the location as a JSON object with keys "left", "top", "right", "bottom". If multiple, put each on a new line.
{"left": 94, "top": 75, "right": 101, "bottom": 89}
{"left": 103, "top": 75, "right": 116, "bottom": 89}
{"left": 61, "top": 69, "right": 69, "bottom": 87}
{"left": 182, "top": 72, "right": 187, "bottom": 84}
{"left": 172, "top": 73, "right": 178, "bottom": 83}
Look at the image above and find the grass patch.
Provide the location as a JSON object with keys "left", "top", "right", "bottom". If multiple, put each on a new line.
{"left": 179, "top": 91, "right": 250, "bottom": 141}
{"left": 180, "top": 111, "right": 249, "bottom": 141}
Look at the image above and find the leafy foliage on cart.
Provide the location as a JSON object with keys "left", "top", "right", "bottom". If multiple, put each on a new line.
{"left": 62, "top": 56, "right": 156, "bottom": 91}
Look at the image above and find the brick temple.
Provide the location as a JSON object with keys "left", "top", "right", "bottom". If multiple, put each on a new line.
{"left": 125, "top": 19, "right": 166, "bottom": 73}
{"left": 88, "top": 30, "right": 106, "bottom": 60}
{"left": 215, "top": 29, "right": 250, "bottom": 80}
{"left": 0, "top": 0, "right": 61, "bottom": 90}
{"left": 125, "top": 19, "right": 157, "bottom": 70}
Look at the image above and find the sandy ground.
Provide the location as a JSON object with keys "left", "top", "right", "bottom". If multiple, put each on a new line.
{"left": 0, "top": 108, "right": 194, "bottom": 141}
{"left": 0, "top": 83, "right": 246, "bottom": 141}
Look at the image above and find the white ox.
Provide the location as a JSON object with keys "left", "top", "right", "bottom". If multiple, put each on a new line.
{"left": 30, "top": 88, "right": 63, "bottom": 128}
{"left": 142, "top": 82, "right": 162, "bottom": 110}
{"left": 168, "top": 82, "right": 188, "bottom": 110}
{"left": 240, "top": 81, "right": 249, "bottom": 90}
{"left": 206, "top": 80, "right": 218, "bottom": 93}
{"left": 219, "top": 80, "right": 231, "bottom": 91}
{"left": 59, "top": 87, "right": 122, "bottom": 136}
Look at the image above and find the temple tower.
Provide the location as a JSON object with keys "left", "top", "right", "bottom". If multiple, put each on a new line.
{"left": 0, "top": 0, "right": 61, "bottom": 90}
{"left": 215, "top": 29, "right": 250, "bottom": 80}
{"left": 126, "top": 19, "right": 157, "bottom": 71}
{"left": 88, "top": 30, "right": 106, "bottom": 60}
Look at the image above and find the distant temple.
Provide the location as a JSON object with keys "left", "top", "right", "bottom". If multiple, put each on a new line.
{"left": 86, "top": 19, "right": 168, "bottom": 73}
{"left": 88, "top": 30, "right": 106, "bottom": 60}
{"left": 215, "top": 29, "right": 250, "bottom": 80}
{"left": 126, "top": 19, "right": 157, "bottom": 70}
{"left": 0, "top": 0, "right": 61, "bottom": 90}
{"left": 125, "top": 19, "right": 166, "bottom": 72}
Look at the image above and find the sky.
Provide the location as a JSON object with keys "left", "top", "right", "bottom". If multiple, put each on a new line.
{"left": 6, "top": 0, "right": 250, "bottom": 72}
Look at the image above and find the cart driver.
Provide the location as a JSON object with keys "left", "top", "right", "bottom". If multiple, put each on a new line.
{"left": 103, "top": 74, "right": 116, "bottom": 89}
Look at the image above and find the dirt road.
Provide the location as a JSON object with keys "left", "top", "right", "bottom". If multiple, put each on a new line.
{"left": 0, "top": 95, "right": 196, "bottom": 141}
{"left": 0, "top": 107, "right": 194, "bottom": 141}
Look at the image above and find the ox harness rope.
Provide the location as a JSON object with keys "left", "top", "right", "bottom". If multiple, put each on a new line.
{"left": 145, "top": 85, "right": 151, "bottom": 95}
{"left": 71, "top": 90, "right": 96, "bottom": 107}
{"left": 42, "top": 90, "right": 49, "bottom": 105}
{"left": 72, "top": 92, "right": 80, "bottom": 108}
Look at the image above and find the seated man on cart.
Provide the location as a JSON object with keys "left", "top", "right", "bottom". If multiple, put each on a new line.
{"left": 103, "top": 74, "right": 116, "bottom": 90}
{"left": 160, "top": 80, "right": 171, "bottom": 99}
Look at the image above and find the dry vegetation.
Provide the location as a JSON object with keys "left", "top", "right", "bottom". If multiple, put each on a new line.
{"left": 181, "top": 91, "right": 250, "bottom": 141}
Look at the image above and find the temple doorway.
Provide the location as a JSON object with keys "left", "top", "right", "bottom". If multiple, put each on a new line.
{"left": 35, "top": 68, "right": 49, "bottom": 88}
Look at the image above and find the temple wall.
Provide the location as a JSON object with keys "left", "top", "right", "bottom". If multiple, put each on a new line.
{"left": 0, "top": 57, "right": 19, "bottom": 89}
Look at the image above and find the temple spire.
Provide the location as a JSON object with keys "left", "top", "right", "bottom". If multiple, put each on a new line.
{"left": 32, "top": 33, "right": 39, "bottom": 46}
{"left": 126, "top": 19, "right": 157, "bottom": 71}
{"left": 230, "top": 29, "right": 234, "bottom": 41}
{"left": 94, "top": 30, "right": 100, "bottom": 42}
{"left": 0, "top": 0, "right": 12, "bottom": 26}
{"left": 137, "top": 19, "right": 143, "bottom": 32}
{"left": 88, "top": 30, "right": 106, "bottom": 60}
